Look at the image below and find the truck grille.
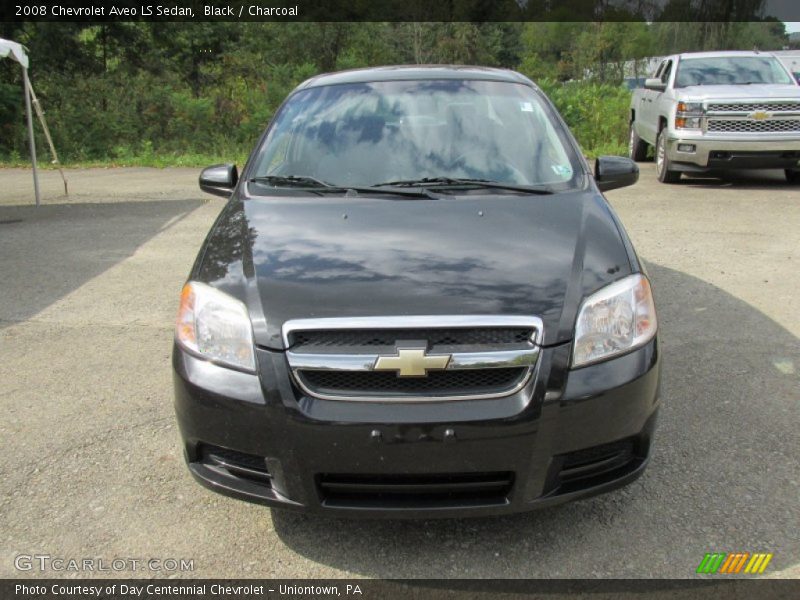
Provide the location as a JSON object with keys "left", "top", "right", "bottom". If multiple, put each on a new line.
{"left": 283, "top": 316, "right": 542, "bottom": 402}
{"left": 707, "top": 119, "right": 800, "bottom": 133}
{"left": 707, "top": 101, "right": 800, "bottom": 113}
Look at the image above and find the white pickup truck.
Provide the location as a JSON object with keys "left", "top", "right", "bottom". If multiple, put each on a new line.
{"left": 628, "top": 50, "right": 800, "bottom": 183}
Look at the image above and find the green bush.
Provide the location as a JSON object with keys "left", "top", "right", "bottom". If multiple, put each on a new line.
{"left": 1, "top": 69, "right": 631, "bottom": 166}
{"left": 538, "top": 79, "right": 631, "bottom": 157}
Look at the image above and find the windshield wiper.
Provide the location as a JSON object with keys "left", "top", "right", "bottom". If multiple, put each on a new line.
{"left": 374, "top": 177, "right": 554, "bottom": 195}
{"left": 249, "top": 175, "right": 440, "bottom": 199}
{"left": 249, "top": 175, "right": 336, "bottom": 188}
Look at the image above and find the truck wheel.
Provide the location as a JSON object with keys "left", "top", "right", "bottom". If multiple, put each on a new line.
{"left": 656, "top": 130, "right": 681, "bottom": 183}
{"left": 786, "top": 169, "right": 800, "bottom": 184}
{"left": 628, "top": 123, "right": 648, "bottom": 162}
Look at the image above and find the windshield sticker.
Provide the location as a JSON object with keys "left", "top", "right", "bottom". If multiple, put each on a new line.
{"left": 552, "top": 165, "right": 573, "bottom": 178}
{"left": 520, "top": 102, "right": 534, "bottom": 112}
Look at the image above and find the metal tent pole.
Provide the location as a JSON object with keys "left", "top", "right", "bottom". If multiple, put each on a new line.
{"left": 22, "top": 66, "right": 40, "bottom": 207}
{"left": 27, "top": 79, "right": 68, "bottom": 196}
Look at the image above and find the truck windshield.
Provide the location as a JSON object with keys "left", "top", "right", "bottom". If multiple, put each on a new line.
{"left": 675, "top": 56, "right": 794, "bottom": 87}
{"left": 251, "top": 79, "right": 580, "bottom": 190}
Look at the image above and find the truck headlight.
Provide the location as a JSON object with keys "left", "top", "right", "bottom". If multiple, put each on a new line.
{"left": 675, "top": 116, "right": 702, "bottom": 129}
{"left": 677, "top": 101, "right": 703, "bottom": 115}
{"left": 676, "top": 101, "right": 704, "bottom": 129}
{"left": 572, "top": 274, "right": 657, "bottom": 368}
{"left": 176, "top": 281, "right": 256, "bottom": 372}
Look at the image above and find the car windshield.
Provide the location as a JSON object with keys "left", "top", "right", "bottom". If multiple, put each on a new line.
{"left": 250, "top": 79, "right": 581, "bottom": 191}
{"left": 674, "top": 56, "right": 794, "bottom": 87}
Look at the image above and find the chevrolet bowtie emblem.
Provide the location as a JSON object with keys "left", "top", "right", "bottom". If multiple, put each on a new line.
{"left": 373, "top": 347, "right": 451, "bottom": 377}
{"left": 749, "top": 110, "right": 771, "bottom": 121}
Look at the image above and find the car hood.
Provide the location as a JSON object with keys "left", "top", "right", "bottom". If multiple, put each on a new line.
{"left": 195, "top": 190, "right": 635, "bottom": 349}
{"left": 678, "top": 84, "right": 800, "bottom": 101}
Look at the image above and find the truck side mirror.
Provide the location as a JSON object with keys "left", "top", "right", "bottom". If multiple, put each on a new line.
{"left": 644, "top": 78, "right": 666, "bottom": 92}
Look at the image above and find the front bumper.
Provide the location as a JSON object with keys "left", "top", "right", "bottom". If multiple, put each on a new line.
{"left": 665, "top": 133, "right": 800, "bottom": 171}
{"left": 173, "top": 338, "right": 661, "bottom": 518}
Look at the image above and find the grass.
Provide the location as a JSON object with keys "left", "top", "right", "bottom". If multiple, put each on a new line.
{"left": 581, "top": 142, "right": 629, "bottom": 159}
{"left": 0, "top": 151, "right": 249, "bottom": 169}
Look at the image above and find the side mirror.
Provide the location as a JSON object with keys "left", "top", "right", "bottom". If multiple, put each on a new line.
{"left": 595, "top": 156, "right": 639, "bottom": 192}
{"left": 644, "top": 78, "right": 666, "bottom": 92}
{"left": 199, "top": 164, "right": 238, "bottom": 197}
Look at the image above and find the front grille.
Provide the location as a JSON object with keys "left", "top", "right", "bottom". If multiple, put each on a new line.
{"left": 285, "top": 317, "right": 542, "bottom": 401}
{"left": 298, "top": 367, "right": 526, "bottom": 397}
{"left": 707, "top": 101, "right": 800, "bottom": 112}
{"left": 707, "top": 118, "right": 800, "bottom": 133}
{"left": 318, "top": 471, "right": 514, "bottom": 508}
{"left": 290, "top": 327, "right": 534, "bottom": 352}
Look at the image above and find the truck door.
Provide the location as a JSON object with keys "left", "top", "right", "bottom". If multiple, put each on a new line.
{"left": 653, "top": 59, "right": 673, "bottom": 136}
{"left": 638, "top": 60, "right": 667, "bottom": 143}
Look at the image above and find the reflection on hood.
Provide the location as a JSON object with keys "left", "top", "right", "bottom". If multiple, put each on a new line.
{"left": 197, "top": 192, "right": 632, "bottom": 348}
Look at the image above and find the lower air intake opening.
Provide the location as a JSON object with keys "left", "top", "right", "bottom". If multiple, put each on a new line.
{"left": 317, "top": 471, "right": 514, "bottom": 509}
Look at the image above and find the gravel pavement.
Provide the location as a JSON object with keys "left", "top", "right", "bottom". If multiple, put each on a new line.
{"left": 0, "top": 165, "right": 797, "bottom": 579}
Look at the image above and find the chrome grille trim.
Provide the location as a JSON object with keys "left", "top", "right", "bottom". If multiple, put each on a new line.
{"left": 282, "top": 315, "right": 543, "bottom": 403}
{"left": 287, "top": 348, "right": 540, "bottom": 372}
{"left": 706, "top": 101, "right": 800, "bottom": 113}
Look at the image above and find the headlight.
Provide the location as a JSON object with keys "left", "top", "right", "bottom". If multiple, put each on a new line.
{"left": 676, "top": 101, "right": 704, "bottom": 129}
{"left": 676, "top": 101, "right": 704, "bottom": 115}
{"left": 572, "top": 274, "right": 657, "bottom": 368}
{"left": 175, "top": 281, "right": 256, "bottom": 372}
{"left": 675, "top": 116, "right": 702, "bottom": 129}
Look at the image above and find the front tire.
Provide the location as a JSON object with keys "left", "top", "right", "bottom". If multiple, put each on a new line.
{"left": 786, "top": 169, "right": 800, "bottom": 184}
{"left": 656, "top": 130, "right": 681, "bottom": 184}
{"left": 628, "top": 123, "right": 648, "bottom": 162}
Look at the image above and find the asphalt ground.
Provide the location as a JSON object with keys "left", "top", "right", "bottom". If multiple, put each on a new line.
{"left": 0, "top": 165, "right": 798, "bottom": 579}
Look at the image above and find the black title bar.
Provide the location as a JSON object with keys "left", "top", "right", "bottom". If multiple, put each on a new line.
{"left": 4, "top": 579, "right": 800, "bottom": 600}
{"left": 3, "top": 0, "right": 800, "bottom": 22}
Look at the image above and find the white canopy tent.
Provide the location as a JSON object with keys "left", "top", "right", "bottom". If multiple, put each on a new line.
{"left": 0, "top": 37, "right": 28, "bottom": 68}
{"left": 0, "top": 38, "right": 39, "bottom": 205}
{"left": 1, "top": 37, "right": 68, "bottom": 206}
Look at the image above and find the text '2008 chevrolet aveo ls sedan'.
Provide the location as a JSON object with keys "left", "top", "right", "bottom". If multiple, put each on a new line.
{"left": 173, "top": 66, "right": 660, "bottom": 518}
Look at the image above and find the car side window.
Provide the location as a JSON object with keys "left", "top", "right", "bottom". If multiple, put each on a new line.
{"left": 660, "top": 60, "right": 673, "bottom": 85}
{"left": 653, "top": 61, "right": 665, "bottom": 79}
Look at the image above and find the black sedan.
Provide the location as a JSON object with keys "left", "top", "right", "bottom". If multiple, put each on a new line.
{"left": 173, "top": 66, "right": 660, "bottom": 518}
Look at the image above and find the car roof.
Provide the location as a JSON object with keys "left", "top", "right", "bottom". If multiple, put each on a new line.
{"left": 676, "top": 50, "right": 782, "bottom": 60}
{"left": 296, "top": 65, "right": 535, "bottom": 90}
